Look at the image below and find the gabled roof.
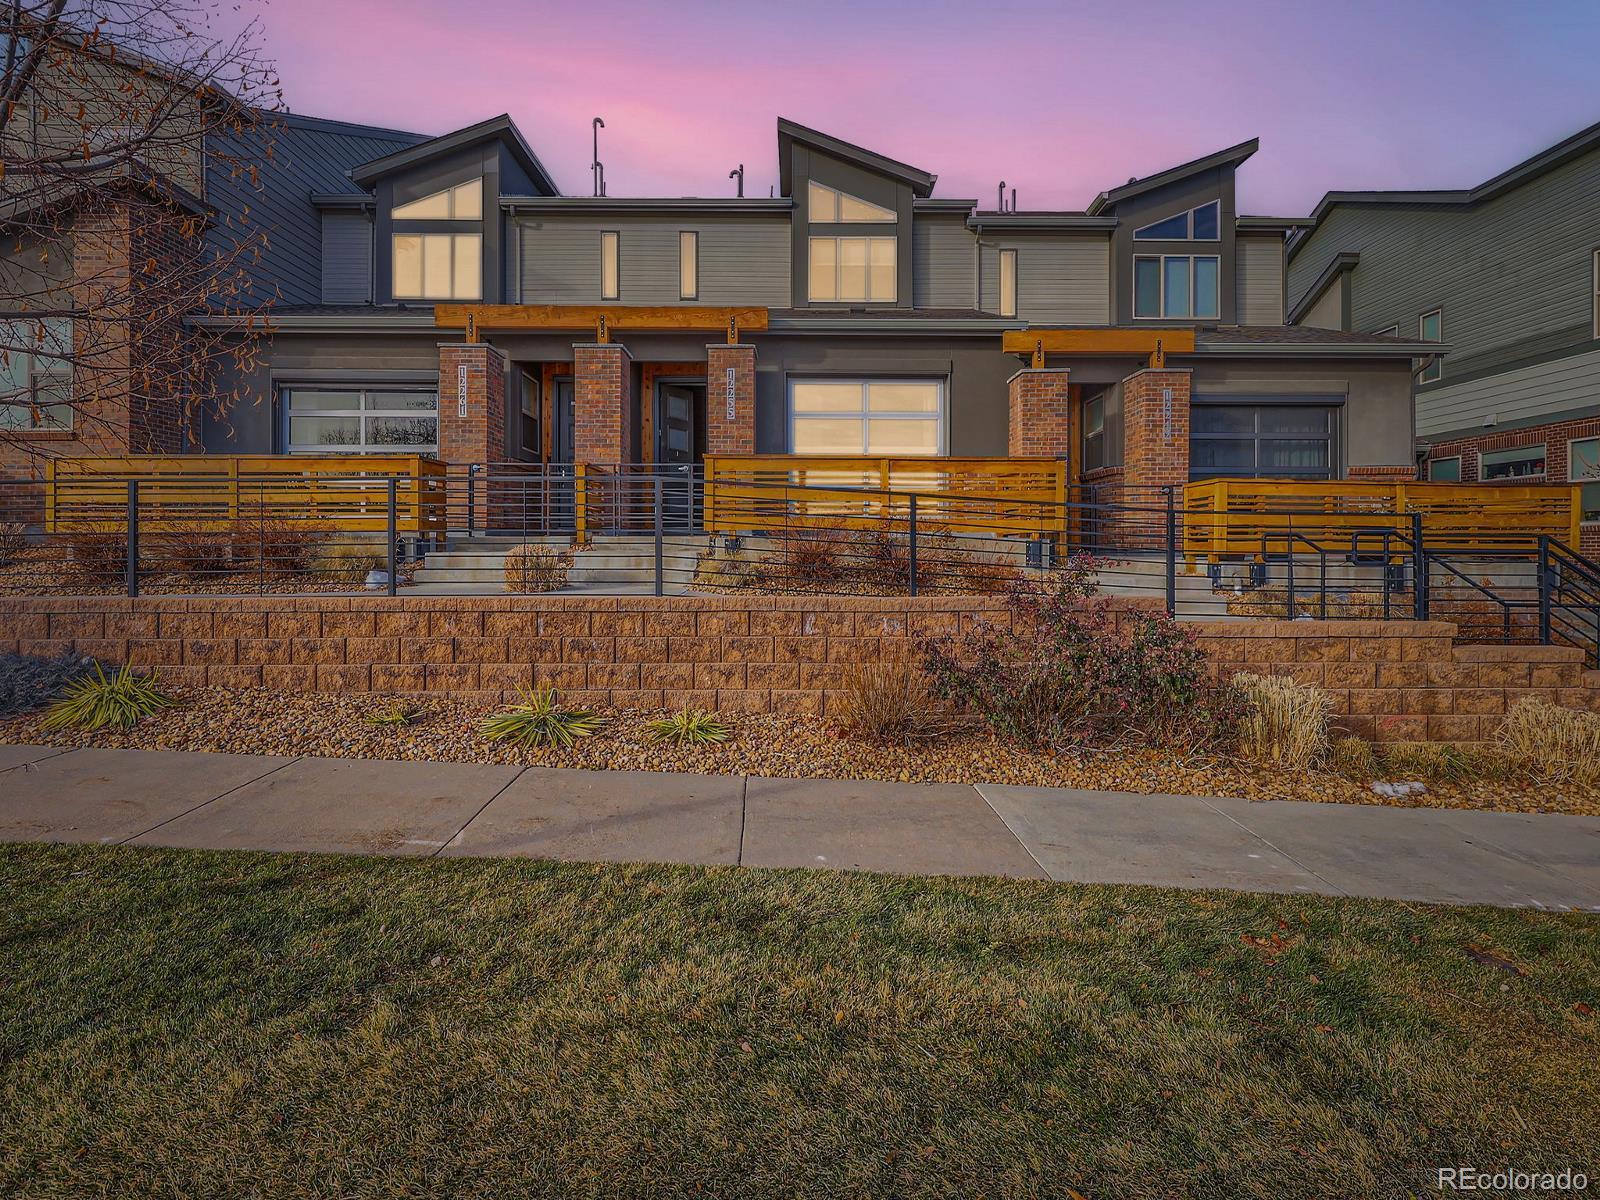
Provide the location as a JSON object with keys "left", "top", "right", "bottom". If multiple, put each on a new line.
{"left": 1085, "top": 138, "right": 1259, "bottom": 215}
{"left": 776, "top": 118, "right": 937, "bottom": 198}
{"left": 1290, "top": 118, "right": 1600, "bottom": 254}
{"left": 349, "top": 114, "right": 559, "bottom": 195}
{"left": 1286, "top": 252, "right": 1360, "bottom": 325}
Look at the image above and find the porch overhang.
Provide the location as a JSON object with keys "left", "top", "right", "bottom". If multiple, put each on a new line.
{"left": 1002, "top": 328, "right": 1197, "bottom": 369}
{"left": 434, "top": 304, "right": 770, "bottom": 345}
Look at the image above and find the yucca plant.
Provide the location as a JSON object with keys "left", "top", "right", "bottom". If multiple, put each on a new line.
{"left": 41, "top": 663, "right": 178, "bottom": 732}
{"left": 479, "top": 687, "right": 602, "bottom": 748}
{"left": 646, "top": 708, "right": 730, "bottom": 747}
{"left": 364, "top": 701, "right": 423, "bottom": 728}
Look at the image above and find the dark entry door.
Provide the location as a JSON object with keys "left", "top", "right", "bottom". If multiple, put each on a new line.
{"left": 552, "top": 379, "right": 576, "bottom": 464}
{"left": 550, "top": 378, "right": 576, "bottom": 529}
{"left": 654, "top": 383, "right": 702, "bottom": 530}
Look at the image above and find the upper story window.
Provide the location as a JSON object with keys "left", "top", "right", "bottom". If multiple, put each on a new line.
{"left": 679, "top": 231, "right": 698, "bottom": 301}
{"left": 392, "top": 178, "right": 483, "bottom": 221}
{"left": 0, "top": 318, "right": 73, "bottom": 431}
{"left": 1134, "top": 200, "right": 1220, "bottom": 241}
{"left": 601, "top": 231, "right": 620, "bottom": 300}
{"left": 392, "top": 234, "right": 481, "bottom": 300}
{"left": 1134, "top": 254, "right": 1219, "bottom": 319}
{"left": 809, "top": 237, "right": 896, "bottom": 303}
{"left": 998, "top": 249, "right": 1017, "bottom": 318}
{"left": 808, "top": 180, "right": 896, "bottom": 223}
{"left": 1418, "top": 308, "right": 1443, "bottom": 383}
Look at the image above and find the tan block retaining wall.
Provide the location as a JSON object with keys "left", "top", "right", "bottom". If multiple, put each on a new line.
{"left": 3, "top": 596, "right": 1597, "bottom": 742}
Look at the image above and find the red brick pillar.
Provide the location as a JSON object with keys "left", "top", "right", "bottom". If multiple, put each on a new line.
{"left": 1006, "top": 367, "right": 1071, "bottom": 457}
{"left": 573, "top": 343, "right": 632, "bottom": 464}
{"left": 705, "top": 343, "right": 756, "bottom": 455}
{"left": 439, "top": 341, "right": 507, "bottom": 530}
{"left": 1119, "top": 367, "right": 1190, "bottom": 547}
{"left": 1122, "top": 368, "right": 1191, "bottom": 493}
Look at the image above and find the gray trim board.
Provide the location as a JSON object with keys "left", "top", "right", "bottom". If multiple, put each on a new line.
{"left": 503, "top": 196, "right": 792, "bottom": 214}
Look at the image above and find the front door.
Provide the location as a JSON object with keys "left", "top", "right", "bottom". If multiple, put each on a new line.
{"left": 550, "top": 378, "right": 576, "bottom": 529}
{"left": 654, "top": 382, "right": 702, "bottom": 530}
{"left": 552, "top": 378, "right": 575, "bottom": 465}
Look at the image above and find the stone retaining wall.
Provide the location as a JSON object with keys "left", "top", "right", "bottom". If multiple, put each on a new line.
{"left": 2, "top": 595, "right": 1597, "bottom": 742}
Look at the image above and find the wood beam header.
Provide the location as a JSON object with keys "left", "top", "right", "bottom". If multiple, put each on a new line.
{"left": 1002, "top": 328, "right": 1197, "bottom": 369}
{"left": 436, "top": 304, "right": 770, "bottom": 345}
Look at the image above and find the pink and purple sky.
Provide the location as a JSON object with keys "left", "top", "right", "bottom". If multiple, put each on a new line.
{"left": 259, "top": 0, "right": 1599, "bottom": 215}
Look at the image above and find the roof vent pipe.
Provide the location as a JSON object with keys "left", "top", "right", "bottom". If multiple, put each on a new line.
{"left": 591, "top": 117, "right": 605, "bottom": 197}
{"left": 1010, "top": 187, "right": 1016, "bottom": 212}
{"left": 997, "top": 180, "right": 1006, "bottom": 212}
{"left": 730, "top": 163, "right": 744, "bottom": 198}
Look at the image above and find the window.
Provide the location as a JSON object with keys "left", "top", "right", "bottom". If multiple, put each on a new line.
{"left": 1572, "top": 436, "right": 1600, "bottom": 521}
{"left": 1134, "top": 255, "right": 1219, "bottom": 319}
{"left": 1593, "top": 250, "right": 1599, "bottom": 338}
{"left": 998, "top": 249, "right": 1017, "bottom": 318}
{"left": 601, "top": 231, "right": 620, "bottom": 300}
{"left": 0, "top": 318, "right": 73, "bottom": 431}
{"left": 284, "top": 387, "right": 438, "bottom": 454}
{"left": 808, "top": 237, "right": 896, "bottom": 302}
{"left": 1189, "top": 403, "right": 1336, "bottom": 481}
{"left": 1426, "top": 456, "right": 1462, "bottom": 482}
{"left": 679, "top": 231, "right": 698, "bottom": 301}
{"left": 807, "top": 180, "right": 896, "bottom": 223}
{"left": 1481, "top": 444, "right": 1545, "bottom": 480}
{"left": 1418, "top": 308, "right": 1443, "bottom": 383}
{"left": 1083, "top": 393, "right": 1106, "bottom": 472}
{"left": 392, "top": 178, "right": 482, "bottom": 221}
{"left": 1133, "top": 200, "right": 1221, "bottom": 241}
{"left": 788, "top": 380, "right": 942, "bottom": 454}
{"left": 392, "top": 234, "right": 480, "bottom": 299}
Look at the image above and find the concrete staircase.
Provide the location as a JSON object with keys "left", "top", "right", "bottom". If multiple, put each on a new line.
{"left": 408, "top": 533, "right": 707, "bottom": 595}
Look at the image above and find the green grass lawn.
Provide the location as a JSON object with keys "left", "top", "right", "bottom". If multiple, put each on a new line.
{"left": 2, "top": 844, "right": 1596, "bottom": 1199}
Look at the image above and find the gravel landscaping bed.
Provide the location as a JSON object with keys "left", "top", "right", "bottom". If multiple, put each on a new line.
{"left": 3, "top": 685, "right": 1595, "bottom": 815}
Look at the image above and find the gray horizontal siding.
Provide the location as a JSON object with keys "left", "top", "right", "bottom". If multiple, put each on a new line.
{"left": 516, "top": 215, "right": 789, "bottom": 305}
{"left": 319, "top": 211, "right": 372, "bottom": 303}
{"left": 1417, "top": 344, "right": 1600, "bottom": 437}
{"left": 1289, "top": 144, "right": 1600, "bottom": 360}
{"left": 978, "top": 236, "right": 1110, "bottom": 323}
{"left": 1234, "top": 235, "right": 1285, "bottom": 325}
{"left": 207, "top": 118, "right": 425, "bottom": 308}
{"left": 913, "top": 217, "right": 975, "bottom": 308}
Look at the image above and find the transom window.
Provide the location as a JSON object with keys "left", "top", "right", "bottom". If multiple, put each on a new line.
{"left": 392, "top": 178, "right": 483, "bottom": 221}
{"left": 1134, "top": 200, "right": 1220, "bottom": 241}
{"left": 393, "top": 234, "right": 481, "bottom": 300}
{"left": 788, "top": 380, "right": 942, "bottom": 455}
{"left": 285, "top": 388, "right": 439, "bottom": 454}
{"left": 0, "top": 318, "right": 73, "bottom": 431}
{"left": 1418, "top": 308, "right": 1443, "bottom": 383}
{"left": 1572, "top": 436, "right": 1600, "bottom": 521}
{"left": 1481, "top": 444, "right": 1545, "bottom": 480}
{"left": 1190, "top": 402, "right": 1336, "bottom": 481}
{"left": 807, "top": 181, "right": 896, "bottom": 223}
{"left": 1134, "top": 255, "right": 1219, "bottom": 319}
{"left": 1426, "top": 456, "right": 1462, "bottom": 482}
{"left": 808, "top": 237, "right": 896, "bottom": 303}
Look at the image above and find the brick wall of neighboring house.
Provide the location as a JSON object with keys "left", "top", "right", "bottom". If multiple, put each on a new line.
{"left": 573, "top": 343, "right": 632, "bottom": 464}
{"left": 1348, "top": 465, "right": 1418, "bottom": 481}
{"left": 1422, "top": 414, "right": 1600, "bottom": 555}
{"left": 3, "top": 595, "right": 1596, "bottom": 741}
{"left": 1006, "top": 368, "right": 1072, "bottom": 457}
{"left": 704, "top": 344, "right": 756, "bottom": 456}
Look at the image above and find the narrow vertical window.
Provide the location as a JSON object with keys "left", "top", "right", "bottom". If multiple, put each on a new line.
{"left": 600, "top": 231, "right": 620, "bottom": 300}
{"left": 1592, "top": 249, "right": 1599, "bottom": 338}
{"left": 679, "top": 231, "right": 698, "bottom": 301}
{"left": 998, "top": 249, "right": 1017, "bottom": 318}
{"left": 1419, "top": 308, "right": 1443, "bottom": 383}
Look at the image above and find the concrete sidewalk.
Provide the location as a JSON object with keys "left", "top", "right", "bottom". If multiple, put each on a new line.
{"left": 2, "top": 743, "right": 1597, "bottom": 911}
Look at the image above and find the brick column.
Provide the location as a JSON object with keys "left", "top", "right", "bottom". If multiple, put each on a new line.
{"left": 573, "top": 343, "right": 632, "bottom": 464}
{"left": 1122, "top": 368, "right": 1191, "bottom": 493}
{"left": 705, "top": 343, "right": 756, "bottom": 455}
{"left": 1006, "top": 367, "right": 1071, "bottom": 457}
{"left": 439, "top": 342, "right": 507, "bottom": 531}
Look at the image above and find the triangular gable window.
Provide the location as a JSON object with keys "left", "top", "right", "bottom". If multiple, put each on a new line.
{"left": 808, "top": 180, "right": 896, "bottom": 223}
{"left": 393, "top": 178, "right": 483, "bottom": 221}
{"left": 1134, "top": 199, "right": 1220, "bottom": 241}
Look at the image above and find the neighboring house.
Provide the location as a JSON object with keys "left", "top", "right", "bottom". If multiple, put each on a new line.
{"left": 1286, "top": 120, "right": 1600, "bottom": 528}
